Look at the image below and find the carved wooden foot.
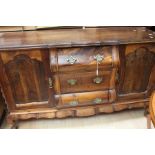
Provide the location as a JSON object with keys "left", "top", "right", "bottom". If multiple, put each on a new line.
{"left": 144, "top": 104, "right": 149, "bottom": 116}
{"left": 147, "top": 114, "right": 151, "bottom": 129}
{"left": 0, "top": 110, "right": 6, "bottom": 128}
{"left": 7, "top": 115, "right": 19, "bottom": 129}
{"left": 10, "top": 121, "right": 19, "bottom": 129}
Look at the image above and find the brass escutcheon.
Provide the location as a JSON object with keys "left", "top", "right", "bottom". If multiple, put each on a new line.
{"left": 66, "top": 56, "right": 77, "bottom": 64}
{"left": 67, "top": 79, "right": 77, "bottom": 86}
{"left": 94, "top": 54, "right": 104, "bottom": 63}
{"left": 93, "top": 76, "right": 103, "bottom": 84}
{"left": 69, "top": 101, "right": 78, "bottom": 106}
{"left": 93, "top": 98, "right": 103, "bottom": 104}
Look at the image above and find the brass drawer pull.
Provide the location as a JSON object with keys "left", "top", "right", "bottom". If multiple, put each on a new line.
{"left": 93, "top": 77, "right": 103, "bottom": 84}
{"left": 94, "top": 54, "right": 104, "bottom": 63}
{"left": 66, "top": 56, "right": 77, "bottom": 64}
{"left": 67, "top": 79, "right": 77, "bottom": 85}
{"left": 93, "top": 98, "right": 103, "bottom": 104}
{"left": 69, "top": 101, "right": 78, "bottom": 106}
{"left": 94, "top": 54, "right": 104, "bottom": 77}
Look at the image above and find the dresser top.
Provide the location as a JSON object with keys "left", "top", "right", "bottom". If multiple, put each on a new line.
{"left": 0, "top": 27, "right": 155, "bottom": 50}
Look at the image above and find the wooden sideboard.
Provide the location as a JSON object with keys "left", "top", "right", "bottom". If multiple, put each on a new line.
{"left": 0, "top": 27, "right": 155, "bottom": 126}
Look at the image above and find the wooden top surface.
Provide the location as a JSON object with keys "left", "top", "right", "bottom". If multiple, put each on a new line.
{"left": 0, "top": 27, "right": 155, "bottom": 50}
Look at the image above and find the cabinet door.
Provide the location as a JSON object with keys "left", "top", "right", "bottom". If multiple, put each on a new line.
{"left": 0, "top": 49, "right": 53, "bottom": 110}
{"left": 119, "top": 43, "right": 155, "bottom": 98}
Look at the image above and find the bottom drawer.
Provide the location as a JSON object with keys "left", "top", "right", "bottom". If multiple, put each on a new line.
{"left": 56, "top": 91, "right": 109, "bottom": 108}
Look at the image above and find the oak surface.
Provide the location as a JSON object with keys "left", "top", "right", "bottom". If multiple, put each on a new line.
{"left": 0, "top": 27, "right": 155, "bottom": 50}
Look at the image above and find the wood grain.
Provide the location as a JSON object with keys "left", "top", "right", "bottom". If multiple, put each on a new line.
{"left": 7, "top": 98, "right": 148, "bottom": 123}
{"left": 0, "top": 49, "right": 49, "bottom": 109}
{"left": 0, "top": 27, "right": 154, "bottom": 125}
{"left": 50, "top": 46, "right": 114, "bottom": 73}
{"left": 57, "top": 91, "right": 109, "bottom": 107}
{"left": 54, "top": 70, "right": 113, "bottom": 94}
{"left": 120, "top": 44, "right": 155, "bottom": 94}
{"left": 0, "top": 27, "right": 154, "bottom": 50}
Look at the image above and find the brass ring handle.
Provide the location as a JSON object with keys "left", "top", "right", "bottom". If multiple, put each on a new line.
{"left": 69, "top": 101, "right": 78, "bottom": 106}
{"left": 94, "top": 54, "right": 104, "bottom": 77}
{"left": 66, "top": 56, "right": 77, "bottom": 64}
{"left": 93, "top": 77, "right": 103, "bottom": 84}
{"left": 67, "top": 79, "right": 77, "bottom": 86}
{"left": 93, "top": 98, "right": 103, "bottom": 104}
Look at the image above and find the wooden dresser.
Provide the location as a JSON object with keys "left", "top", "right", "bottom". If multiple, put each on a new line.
{"left": 0, "top": 27, "right": 155, "bottom": 126}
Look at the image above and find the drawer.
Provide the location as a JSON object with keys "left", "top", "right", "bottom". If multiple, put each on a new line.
{"left": 50, "top": 46, "right": 119, "bottom": 72}
{"left": 56, "top": 91, "right": 109, "bottom": 107}
{"left": 53, "top": 69, "right": 116, "bottom": 94}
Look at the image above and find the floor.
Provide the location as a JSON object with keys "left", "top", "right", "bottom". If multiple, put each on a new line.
{"left": 2, "top": 109, "right": 148, "bottom": 129}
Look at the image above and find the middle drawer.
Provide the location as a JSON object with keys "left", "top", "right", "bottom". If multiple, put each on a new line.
{"left": 54, "top": 69, "right": 115, "bottom": 94}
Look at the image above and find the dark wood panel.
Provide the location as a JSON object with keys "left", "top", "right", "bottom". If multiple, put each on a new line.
{"left": 147, "top": 65, "right": 155, "bottom": 96}
{"left": 41, "top": 49, "right": 56, "bottom": 107}
{"left": 0, "top": 54, "right": 16, "bottom": 111}
{"left": 120, "top": 44, "right": 155, "bottom": 94}
{"left": 0, "top": 88, "right": 5, "bottom": 123}
{"left": 0, "top": 50, "right": 49, "bottom": 105}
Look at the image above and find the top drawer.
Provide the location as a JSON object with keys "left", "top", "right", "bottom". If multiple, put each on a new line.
{"left": 50, "top": 46, "right": 119, "bottom": 72}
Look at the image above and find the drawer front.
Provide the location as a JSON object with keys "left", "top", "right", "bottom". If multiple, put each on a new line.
{"left": 54, "top": 69, "right": 116, "bottom": 94}
{"left": 56, "top": 91, "right": 109, "bottom": 107}
{"left": 50, "top": 46, "right": 118, "bottom": 72}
